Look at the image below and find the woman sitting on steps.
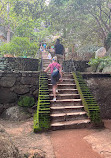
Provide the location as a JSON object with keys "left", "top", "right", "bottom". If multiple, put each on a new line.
{"left": 44, "top": 56, "right": 63, "bottom": 101}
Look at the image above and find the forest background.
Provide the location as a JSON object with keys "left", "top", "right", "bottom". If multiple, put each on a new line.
{"left": 0, "top": 0, "right": 111, "bottom": 58}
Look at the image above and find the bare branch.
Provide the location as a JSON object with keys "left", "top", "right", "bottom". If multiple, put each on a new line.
{"left": 87, "top": 8, "right": 107, "bottom": 39}
{"left": 96, "top": 4, "right": 110, "bottom": 32}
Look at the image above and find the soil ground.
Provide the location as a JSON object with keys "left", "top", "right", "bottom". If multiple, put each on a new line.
{"left": 0, "top": 118, "right": 111, "bottom": 158}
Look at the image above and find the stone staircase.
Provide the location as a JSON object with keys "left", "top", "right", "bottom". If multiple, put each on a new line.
{"left": 42, "top": 58, "right": 90, "bottom": 130}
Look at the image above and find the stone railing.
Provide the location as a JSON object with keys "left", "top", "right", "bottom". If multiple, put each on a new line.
{"left": 81, "top": 72, "right": 111, "bottom": 119}
{"left": 0, "top": 71, "right": 40, "bottom": 115}
{"left": 0, "top": 57, "right": 39, "bottom": 71}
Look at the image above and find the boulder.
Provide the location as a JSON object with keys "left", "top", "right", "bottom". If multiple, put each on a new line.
{"left": 21, "top": 77, "right": 38, "bottom": 85}
{"left": 95, "top": 47, "right": 106, "bottom": 58}
{"left": 0, "top": 103, "right": 16, "bottom": 116}
{"left": 1, "top": 106, "right": 31, "bottom": 121}
{"left": 0, "top": 76, "right": 16, "bottom": 87}
{"left": 13, "top": 85, "right": 30, "bottom": 94}
{"left": 0, "top": 88, "right": 17, "bottom": 103}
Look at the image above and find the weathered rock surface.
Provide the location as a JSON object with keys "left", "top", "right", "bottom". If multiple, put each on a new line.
{"left": 1, "top": 106, "right": 31, "bottom": 121}
{"left": 0, "top": 103, "right": 16, "bottom": 115}
{"left": 13, "top": 85, "right": 30, "bottom": 94}
{"left": 0, "top": 71, "right": 39, "bottom": 111}
{"left": 84, "top": 129, "right": 111, "bottom": 158}
{"left": 0, "top": 124, "right": 22, "bottom": 158}
{"left": 0, "top": 76, "right": 16, "bottom": 87}
{"left": 0, "top": 118, "right": 55, "bottom": 158}
{"left": 24, "top": 149, "right": 45, "bottom": 158}
{"left": 95, "top": 47, "right": 106, "bottom": 58}
{"left": 21, "top": 77, "right": 38, "bottom": 85}
{"left": 0, "top": 88, "right": 17, "bottom": 103}
{"left": 85, "top": 77, "right": 111, "bottom": 119}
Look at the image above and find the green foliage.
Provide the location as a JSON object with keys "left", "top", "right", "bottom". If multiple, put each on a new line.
{"left": 18, "top": 96, "right": 35, "bottom": 107}
{"left": 48, "top": 0, "right": 111, "bottom": 49}
{"left": 88, "top": 57, "right": 111, "bottom": 72}
{"left": 0, "top": 37, "right": 39, "bottom": 57}
{"left": 1, "top": 0, "right": 111, "bottom": 53}
{"left": 77, "top": 45, "right": 100, "bottom": 56}
{"left": 0, "top": 0, "right": 51, "bottom": 44}
{"left": 0, "top": 43, "right": 12, "bottom": 55}
{"left": 52, "top": 0, "right": 68, "bottom": 6}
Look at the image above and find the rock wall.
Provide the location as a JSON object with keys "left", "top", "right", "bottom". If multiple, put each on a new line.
{"left": 0, "top": 57, "right": 39, "bottom": 71}
{"left": 82, "top": 73, "right": 111, "bottom": 119}
{"left": 0, "top": 71, "right": 39, "bottom": 115}
{"left": 63, "top": 60, "right": 89, "bottom": 72}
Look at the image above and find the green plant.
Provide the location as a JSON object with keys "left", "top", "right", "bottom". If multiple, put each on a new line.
{"left": 88, "top": 57, "right": 111, "bottom": 72}
{"left": 18, "top": 96, "right": 35, "bottom": 107}
{"left": 0, "top": 37, "right": 39, "bottom": 57}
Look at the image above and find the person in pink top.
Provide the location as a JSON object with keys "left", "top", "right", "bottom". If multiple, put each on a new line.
{"left": 44, "top": 56, "right": 63, "bottom": 101}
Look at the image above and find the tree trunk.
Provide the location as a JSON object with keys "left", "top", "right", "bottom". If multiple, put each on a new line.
{"left": 7, "top": 2, "right": 10, "bottom": 43}
{"left": 7, "top": 26, "right": 10, "bottom": 43}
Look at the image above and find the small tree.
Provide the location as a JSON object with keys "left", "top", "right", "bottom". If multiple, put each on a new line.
{"left": 0, "top": 37, "right": 39, "bottom": 57}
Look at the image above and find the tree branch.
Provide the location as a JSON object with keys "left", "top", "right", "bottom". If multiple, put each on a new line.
{"left": 97, "top": 4, "right": 110, "bottom": 32}
{"left": 87, "top": 8, "right": 107, "bottom": 39}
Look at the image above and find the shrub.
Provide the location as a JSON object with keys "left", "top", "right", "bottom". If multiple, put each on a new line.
{"left": 18, "top": 96, "right": 35, "bottom": 107}
{"left": 88, "top": 57, "right": 111, "bottom": 72}
{"left": 0, "top": 37, "right": 39, "bottom": 57}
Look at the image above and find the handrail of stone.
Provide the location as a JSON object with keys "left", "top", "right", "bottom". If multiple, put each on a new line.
{"left": 72, "top": 72, "right": 104, "bottom": 127}
{"left": 33, "top": 71, "right": 50, "bottom": 132}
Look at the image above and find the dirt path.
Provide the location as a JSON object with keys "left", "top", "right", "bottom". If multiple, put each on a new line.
{"left": 50, "top": 129, "right": 103, "bottom": 158}
{"left": 0, "top": 118, "right": 111, "bottom": 158}
{"left": 0, "top": 118, "right": 55, "bottom": 158}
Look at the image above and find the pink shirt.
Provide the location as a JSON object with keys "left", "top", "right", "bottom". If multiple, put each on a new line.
{"left": 48, "top": 62, "right": 61, "bottom": 73}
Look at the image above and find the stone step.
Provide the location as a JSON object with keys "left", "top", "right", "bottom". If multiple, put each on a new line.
{"left": 48, "top": 78, "right": 74, "bottom": 81}
{"left": 50, "top": 105, "right": 84, "bottom": 113}
{"left": 42, "top": 59, "right": 51, "bottom": 62}
{"left": 42, "top": 58, "right": 90, "bottom": 130}
{"left": 49, "top": 94, "right": 80, "bottom": 99}
{"left": 43, "top": 64, "right": 50, "bottom": 67}
{"left": 47, "top": 74, "right": 74, "bottom": 79}
{"left": 62, "top": 75, "right": 74, "bottom": 79}
{"left": 48, "top": 83, "right": 76, "bottom": 89}
{"left": 62, "top": 73, "right": 73, "bottom": 76}
{"left": 48, "top": 79, "right": 75, "bottom": 84}
{"left": 42, "top": 61, "right": 51, "bottom": 64}
{"left": 50, "top": 99, "right": 82, "bottom": 106}
{"left": 50, "top": 98, "right": 81, "bottom": 102}
{"left": 49, "top": 89, "right": 78, "bottom": 94}
{"left": 47, "top": 72, "right": 73, "bottom": 75}
{"left": 51, "top": 119, "right": 91, "bottom": 130}
{"left": 50, "top": 111, "right": 87, "bottom": 122}
{"left": 43, "top": 65, "right": 50, "bottom": 68}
